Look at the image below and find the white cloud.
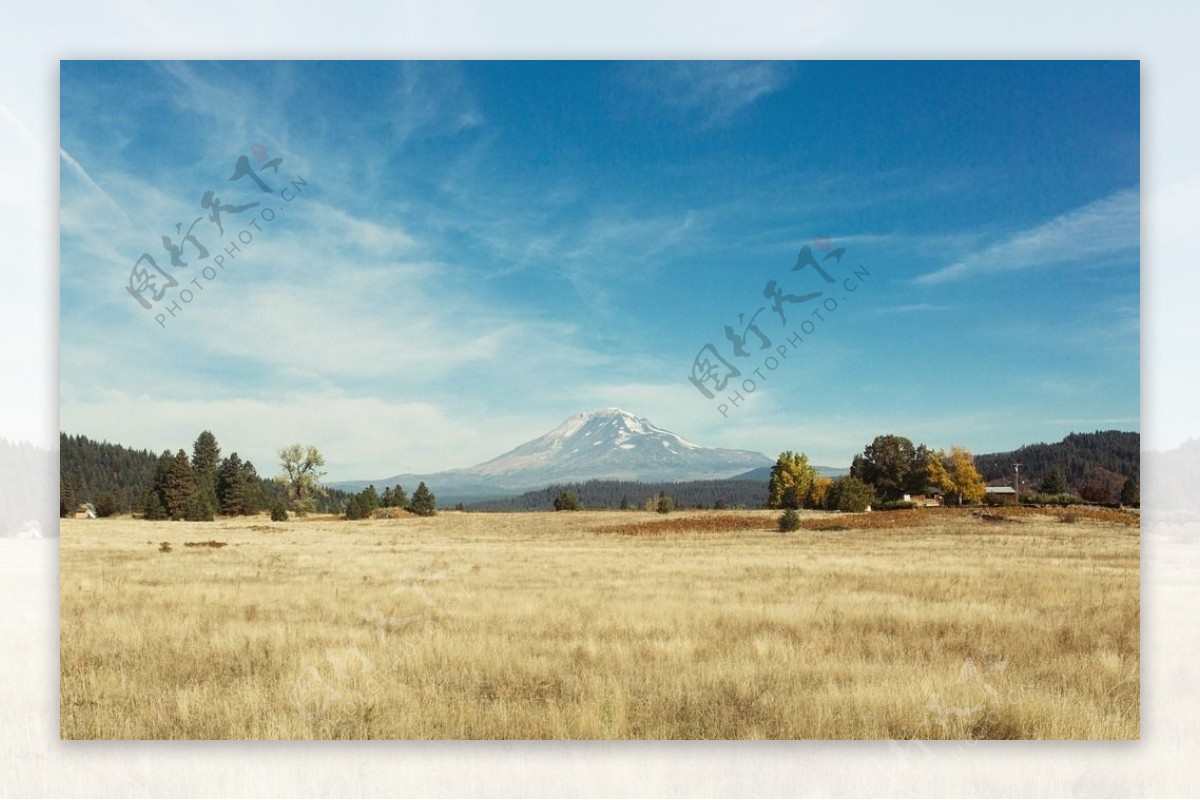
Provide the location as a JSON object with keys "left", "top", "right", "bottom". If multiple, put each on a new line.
{"left": 914, "top": 187, "right": 1140, "bottom": 285}
{"left": 634, "top": 61, "right": 792, "bottom": 128}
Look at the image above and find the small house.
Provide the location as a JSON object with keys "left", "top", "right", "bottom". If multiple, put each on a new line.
{"left": 903, "top": 489, "right": 944, "bottom": 507}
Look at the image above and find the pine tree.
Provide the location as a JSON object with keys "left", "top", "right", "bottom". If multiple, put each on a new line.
{"left": 192, "top": 431, "right": 221, "bottom": 513}
{"left": 162, "top": 449, "right": 200, "bottom": 520}
{"left": 1120, "top": 477, "right": 1139, "bottom": 506}
{"left": 409, "top": 482, "right": 436, "bottom": 516}
{"left": 392, "top": 484, "right": 408, "bottom": 509}
{"left": 361, "top": 485, "right": 381, "bottom": 514}
{"left": 60, "top": 473, "right": 73, "bottom": 518}
{"left": 217, "top": 453, "right": 246, "bottom": 516}
{"left": 1041, "top": 467, "right": 1067, "bottom": 495}
{"left": 827, "top": 475, "right": 874, "bottom": 512}
{"left": 239, "top": 461, "right": 265, "bottom": 515}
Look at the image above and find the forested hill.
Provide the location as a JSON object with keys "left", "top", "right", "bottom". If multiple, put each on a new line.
{"left": 973, "top": 430, "right": 1139, "bottom": 489}
{"left": 468, "top": 478, "right": 769, "bottom": 511}
{"left": 60, "top": 433, "right": 159, "bottom": 514}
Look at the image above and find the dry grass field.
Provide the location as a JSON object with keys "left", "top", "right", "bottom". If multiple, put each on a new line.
{"left": 60, "top": 507, "right": 1139, "bottom": 740}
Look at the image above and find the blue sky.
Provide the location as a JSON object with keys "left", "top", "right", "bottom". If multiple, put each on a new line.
{"left": 59, "top": 60, "right": 1139, "bottom": 481}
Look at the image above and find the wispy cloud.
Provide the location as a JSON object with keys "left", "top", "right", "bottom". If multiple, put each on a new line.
{"left": 389, "top": 62, "right": 485, "bottom": 147}
{"left": 914, "top": 187, "right": 1140, "bottom": 285}
{"left": 867, "top": 302, "right": 950, "bottom": 315}
{"left": 633, "top": 61, "right": 792, "bottom": 128}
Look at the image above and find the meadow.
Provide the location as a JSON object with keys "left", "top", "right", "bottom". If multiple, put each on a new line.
{"left": 59, "top": 507, "right": 1139, "bottom": 740}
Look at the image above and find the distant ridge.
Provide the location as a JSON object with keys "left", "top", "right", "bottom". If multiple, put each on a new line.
{"left": 330, "top": 408, "right": 773, "bottom": 501}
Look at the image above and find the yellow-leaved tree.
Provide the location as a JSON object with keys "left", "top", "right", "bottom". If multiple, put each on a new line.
{"left": 928, "top": 446, "right": 985, "bottom": 505}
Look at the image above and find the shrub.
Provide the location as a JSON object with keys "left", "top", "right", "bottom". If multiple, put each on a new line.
{"left": 828, "top": 476, "right": 873, "bottom": 513}
{"left": 876, "top": 500, "right": 918, "bottom": 511}
{"left": 158, "top": 541, "right": 172, "bottom": 553}
{"left": 655, "top": 494, "right": 675, "bottom": 514}
{"left": 345, "top": 495, "right": 366, "bottom": 520}
{"left": 143, "top": 494, "right": 168, "bottom": 521}
{"left": 95, "top": 494, "right": 119, "bottom": 518}
{"left": 778, "top": 508, "right": 801, "bottom": 532}
{"left": 553, "top": 491, "right": 582, "bottom": 511}
{"left": 182, "top": 497, "right": 215, "bottom": 522}
{"left": 1022, "top": 492, "right": 1084, "bottom": 507}
{"left": 269, "top": 500, "right": 289, "bottom": 522}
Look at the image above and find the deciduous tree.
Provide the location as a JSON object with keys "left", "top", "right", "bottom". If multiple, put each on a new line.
{"left": 277, "top": 443, "right": 326, "bottom": 513}
{"left": 767, "top": 451, "right": 819, "bottom": 509}
{"left": 851, "top": 435, "right": 929, "bottom": 501}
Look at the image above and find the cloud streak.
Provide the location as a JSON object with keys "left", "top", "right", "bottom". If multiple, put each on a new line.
{"left": 914, "top": 187, "right": 1139, "bottom": 285}
{"left": 634, "top": 61, "right": 792, "bottom": 128}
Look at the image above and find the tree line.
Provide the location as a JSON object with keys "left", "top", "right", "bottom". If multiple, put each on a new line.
{"left": 343, "top": 482, "right": 437, "bottom": 518}
{"left": 767, "top": 430, "right": 1139, "bottom": 513}
{"left": 60, "top": 430, "right": 351, "bottom": 521}
{"left": 973, "top": 430, "right": 1139, "bottom": 504}
{"left": 767, "top": 436, "right": 988, "bottom": 512}
{"left": 468, "top": 478, "right": 770, "bottom": 512}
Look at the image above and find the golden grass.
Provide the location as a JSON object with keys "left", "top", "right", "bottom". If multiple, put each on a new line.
{"left": 60, "top": 509, "right": 1139, "bottom": 740}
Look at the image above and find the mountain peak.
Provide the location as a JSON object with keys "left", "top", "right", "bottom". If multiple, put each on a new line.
{"left": 332, "top": 407, "right": 774, "bottom": 500}
{"left": 463, "top": 408, "right": 767, "bottom": 483}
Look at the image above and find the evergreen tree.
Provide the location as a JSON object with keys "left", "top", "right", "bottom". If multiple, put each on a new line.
{"left": 239, "top": 460, "right": 265, "bottom": 515}
{"left": 1120, "top": 477, "right": 1140, "bottom": 507}
{"left": 827, "top": 475, "right": 874, "bottom": 512}
{"left": 60, "top": 473, "right": 73, "bottom": 518}
{"left": 192, "top": 431, "right": 221, "bottom": 513}
{"left": 217, "top": 452, "right": 246, "bottom": 516}
{"left": 381, "top": 487, "right": 394, "bottom": 507}
{"left": 142, "top": 490, "right": 168, "bottom": 520}
{"left": 553, "top": 491, "right": 582, "bottom": 511}
{"left": 162, "top": 449, "right": 200, "bottom": 520}
{"left": 778, "top": 508, "right": 801, "bottom": 532}
{"left": 409, "top": 482, "right": 436, "bottom": 516}
{"left": 358, "top": 485, "right": 381, "bottom": 516}
{"left": 1040, "top": 466, "right": 1067, "bottom": 494}
{"left": 392, "top": 484, "right": 408, "bottom": 509}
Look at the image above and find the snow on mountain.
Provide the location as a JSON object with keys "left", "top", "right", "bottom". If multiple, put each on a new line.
{"left": 333, "top": 408, "right": 772, "bottom": 498}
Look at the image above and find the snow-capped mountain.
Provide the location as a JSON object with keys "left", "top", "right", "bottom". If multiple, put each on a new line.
{"left": 331, "top": 408, "right": 772, "bottom": 500}
{"left": 465, "top": 408, "right": 770, "bottom": 484}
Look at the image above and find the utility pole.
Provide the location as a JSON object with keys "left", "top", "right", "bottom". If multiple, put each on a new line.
{"left": 1013, "top": 463, "right": 1022, "bottom": 504}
